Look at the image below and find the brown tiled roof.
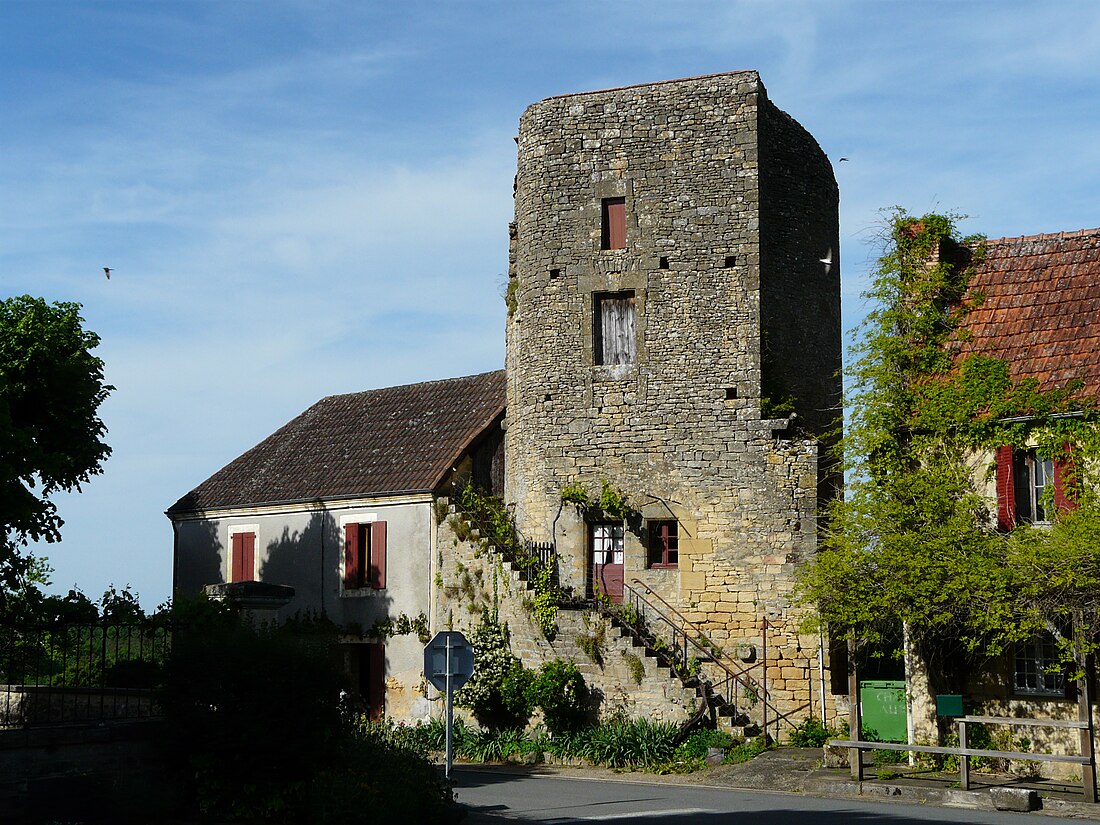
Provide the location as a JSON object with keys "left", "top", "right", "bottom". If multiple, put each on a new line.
{"left": 956, "top": 228, "right": 1100, "bottom": 399}
{"left": 167, "top": 370, "right": 505, "bottom": 515}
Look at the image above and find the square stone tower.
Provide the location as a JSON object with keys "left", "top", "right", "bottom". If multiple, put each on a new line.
{"left": 505, "top": 72, "right": 840, "bottom": 718}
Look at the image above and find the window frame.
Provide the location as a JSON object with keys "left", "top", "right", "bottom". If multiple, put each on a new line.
{"left": 1014, "top": 448, "right": 1054, "bottom": 524}
{"left": 341, "top": 517, "right": 387, "bottom": 593}
{"left": 646, "top": 520, "right": 679, "bottom": 569}
{"left": 1013, "top": 632, "right": 1066, "bottom": 698}
{"left": 601, "top": 197, "right": 627, "bottom": 250}
{"left": 593, "top": 291, "right": 637, "bottom": 367}
{"left": 227, "top": 525, "right": 259, "bottom": 583}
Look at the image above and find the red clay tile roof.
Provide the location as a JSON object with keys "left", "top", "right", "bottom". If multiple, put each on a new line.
{"left": 167, "top": 370, "right": 505, "bottom": 515}
{"left": 956, "top": 228, "right": 1100, "bottom": 399}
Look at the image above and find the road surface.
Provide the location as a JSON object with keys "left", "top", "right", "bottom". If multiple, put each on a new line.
{"left": 453, "top": 767, "right": 1086, "bottom": 824}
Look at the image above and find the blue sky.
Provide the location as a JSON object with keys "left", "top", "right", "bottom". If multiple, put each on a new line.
{"left": 2, "top": 0, "right": 1098, "bottom": 608}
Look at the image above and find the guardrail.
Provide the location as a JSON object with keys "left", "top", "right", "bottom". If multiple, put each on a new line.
{"left": 829, "top": 713, "right": 1097, "bottom": 802}
{"left": 610, "top": 580, "right": 808, "bottom": 738}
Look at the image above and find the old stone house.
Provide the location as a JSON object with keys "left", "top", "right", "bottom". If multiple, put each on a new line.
{"left": 167, "top": 371, "right": 505, "bottom": 721}
{"left": 169, "top": 71, "right": 843, "bottom": 729}
{"left": 905, "top": 227, "right": 1100, "bottom": 761}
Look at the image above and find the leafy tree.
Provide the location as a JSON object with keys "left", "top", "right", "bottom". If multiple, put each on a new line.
{"left": 798, "top": 211, "right": 1100, "bottom": 681}
{"left": 0, "top": 295, "right": 112, "bottom": 607}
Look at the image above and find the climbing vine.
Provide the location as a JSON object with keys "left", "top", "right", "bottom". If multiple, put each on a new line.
{"left": 798, "top": 210, "right": 1100, "bottom": 673}
{"left": 453, "top": 482, "right": 560, "bottom": 638}
{"left": 367, "top": 612, "right": 430, "bottom": 644}
{"left": 560, "top": 478, "right": 637, "bottom": 521}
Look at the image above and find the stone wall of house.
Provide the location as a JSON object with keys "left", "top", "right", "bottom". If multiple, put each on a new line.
{"left": 433, "top": 514, "right": 699, "bottom": 725}
{"left": 503, "top": 72, "right": 843, "bottom": 728}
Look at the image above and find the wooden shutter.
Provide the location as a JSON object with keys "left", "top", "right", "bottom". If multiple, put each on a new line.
{"left": 241, "top": 532, "right": 255, "bottom": 581}
{"left": 995, "top": 445, "right": 1016, "bottom": 531}
{"left": 370, "top": 521, "right": 387, "bottom": 589}
{"left": 598, "top": 294, "right": 636, "bottom": 365}
{"left": 602, "top": 197, "right": 626, "bottom": 250}
{"left": 230, "top": 532, "right": 244, "bottom": 582}
{"left": 368, "top": 643, "right": 386, "bottom": 721}
{"left": 344, "top": 523, "right": 360, "bottom": 590}
{"left": 1054, "top": 444, "right": 1079, "bottom": 514}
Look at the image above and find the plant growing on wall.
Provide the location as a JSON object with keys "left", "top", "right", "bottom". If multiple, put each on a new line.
{"left": 560, "top": 478, "right": 637, "bottom": 521}
{"left": 798, "top": 210, "right": 1100, "bottom": 676}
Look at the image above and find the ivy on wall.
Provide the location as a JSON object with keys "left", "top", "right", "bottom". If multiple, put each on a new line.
{"left": 797, "top": 210, "right": 1100, "bottom": 675}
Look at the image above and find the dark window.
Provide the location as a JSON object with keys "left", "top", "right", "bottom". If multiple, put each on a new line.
{"left": 996, "top": 446, "right": 1075, "bottom": 529}
{"left": 594, "top": 291, "right": 636, "bottom": 366}
{"left": 230, "top": 531, "right": 256, "bottom": 582}
{"left": 344, "top": 521, "right": 388, "bottom": 590}
{"left": 601, "top": 197, "right": 626, "bottom": 250}
{"left": 358, "top": 643, "right": 386, "bottom": 721}
{"left": 647, "top": 521, "right": 678, "bottom": 568}
{"left": 1014, "top": 633, "right": 1064, "bottom": 697}
{"left": 1014, "top": 449, "right": 1053, "bottom": 523}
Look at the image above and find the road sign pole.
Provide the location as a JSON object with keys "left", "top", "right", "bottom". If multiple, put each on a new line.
{"left": 445, "top": 635, "right": 453, "bottom": 780}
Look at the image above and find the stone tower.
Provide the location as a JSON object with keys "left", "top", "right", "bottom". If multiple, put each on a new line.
{"left": 504, "top": 72, "right": 841, "bottom": 720}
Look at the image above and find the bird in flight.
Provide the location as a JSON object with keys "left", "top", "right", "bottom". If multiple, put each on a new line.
{"left": 103, "top": 267, "right": 112, "bottom": 280}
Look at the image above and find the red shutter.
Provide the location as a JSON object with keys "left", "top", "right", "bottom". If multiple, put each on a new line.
{"left": 230, "top": 532, "right": 244, "bottom": 582}
{"left": 602, "top": 198, "right": 626, "bottom": 250}
{"left": 344, "top": 523, "right": 360, "bottom": 590}
{"left": 368, "top": 643, "right": 385, "bottom": 721}
{"left": 1054, "top": 443, "right": 1079, "bottom": 514}
{"left": 995, "top": 445, "right": 1017, "bottom": 531}
{"left": 241, "top": 532, "right": 255, "bottom": 581}
{"left": 371, "top": 521, "right": 387, "bottom": 589}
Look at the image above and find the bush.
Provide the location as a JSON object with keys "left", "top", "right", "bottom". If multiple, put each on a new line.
{"left": 787, "top": 717, "right": 837, "bottom": 747}
{"left": 526, "top": 660, "right": 589, "bottom": 736}
{"left": 160, "top": 598, "right": 460, "bottom": 823}
{"left": 456, "top": 610, "right": 534, "bottom": 730}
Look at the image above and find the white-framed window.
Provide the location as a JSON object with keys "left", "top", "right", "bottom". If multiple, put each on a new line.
{"left": 227, "top": 524, "right": 259, "bottom": 583}
{"left": 1014, "top": 449, "right": 1054, "bottom": 524}
{"left": 1014, "top": 633, "right": 1065, "bottom": 697}
{"left": 339, "top": 514, "right": 387, "bottom": 592}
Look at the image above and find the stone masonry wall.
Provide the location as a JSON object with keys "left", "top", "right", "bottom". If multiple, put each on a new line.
{"left": 433, "top": 514, "right": 699, "bottom": 725}
{"left": 503, "top": 72, "right": 843, "bottom": 730}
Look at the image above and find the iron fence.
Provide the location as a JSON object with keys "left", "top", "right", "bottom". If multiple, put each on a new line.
{"left": 0, "top": 621, "right": 171, "bottom": 727}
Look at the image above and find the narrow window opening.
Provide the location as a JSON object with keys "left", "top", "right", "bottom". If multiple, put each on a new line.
{"left": 601, "top": 197, "right": 627, "bottom": 250}
{"left": 724, "top": 255, "right": 737, "bottom": 268}
{"left": 544, "top": 393, "right": 552, "bottom": 402}
{"left": 658, "top": 256, "right": 669, "bottom": 269}
{"left": 549, "top": 268, "right": 560, "bottom": 279}
{"left": 647, "top": 521, "right": 679, "bottom": 568}
{"left": 724, "top": 387, "right": 738, "bottom": 400}
{"left": 594, "top": 291, "right": 636, "bottom": 366}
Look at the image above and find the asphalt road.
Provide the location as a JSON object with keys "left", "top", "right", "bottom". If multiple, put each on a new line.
{"left": 453, "top": 767, "right": 1086, "bottom": 824}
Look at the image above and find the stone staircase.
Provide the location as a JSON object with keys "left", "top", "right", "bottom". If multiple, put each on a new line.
{"left": 435, "top": 499, "right": 750, "bottom": 730}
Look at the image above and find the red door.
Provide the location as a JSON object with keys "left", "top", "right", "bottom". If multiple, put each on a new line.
{"left": 591, "top": 523, "right": 625, "bottom": 603}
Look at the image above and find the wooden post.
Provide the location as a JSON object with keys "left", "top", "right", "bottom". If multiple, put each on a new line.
{"left": 1079, "top": 653, "right": 1097, "bottom": 803}
{"left": 762, "top": 617, "right": 769, "bottom": 744}
{"left": 958, "top": 719, "right": 970, "bottom": 790}
{"left": 849, "top": 636, "right": 863, "bottom": 781}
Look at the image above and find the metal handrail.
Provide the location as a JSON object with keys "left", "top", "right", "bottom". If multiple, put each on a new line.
{"left": 610, "top": 580, "right": 807, "bottom": 734}
{"left": 450, "top": 499, "right": 555, "bottom": 579}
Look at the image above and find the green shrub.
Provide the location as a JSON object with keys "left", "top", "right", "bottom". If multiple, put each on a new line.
{"left": 676, "top": 728, "right": 738, "bottom": 759}
{"left": 574, "top": 717, "right": 678, "bottom": 768}
{"left": 456, "top": 610, "right": 533, "bottom": 730}
{"left": 787, "top": 717, "right": 837, "bottom": 747}
{"left": 723, "top": 735, "right": 772, "bottom": 764}
{"left": 526, "top": 660, "right": 589, "bottom": 736}
{"left": 159, "top": 598, "right": 461, "bottom": 823}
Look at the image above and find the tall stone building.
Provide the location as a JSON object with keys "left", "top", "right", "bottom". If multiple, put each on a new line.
{"left": 504, "top": 72, "right": 841, "bottom": 720}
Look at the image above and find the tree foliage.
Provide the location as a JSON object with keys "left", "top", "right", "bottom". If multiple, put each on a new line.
{"left": 0, "top": 295, "right": 112, "bottom": 599}
{"left": 798, "top": 210, "right": 1100, "bottom": 673}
